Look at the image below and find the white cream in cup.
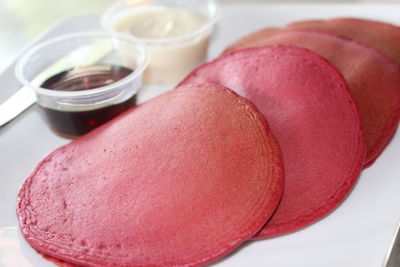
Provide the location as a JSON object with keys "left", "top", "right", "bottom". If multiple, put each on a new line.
{"left": 101, "top": 0, "right": 220, "bottom": 84}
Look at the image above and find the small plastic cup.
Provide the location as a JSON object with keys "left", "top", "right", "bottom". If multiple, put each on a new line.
{"left": 101, "top": 0, "right": 220, "bottom": 84}
{"left": 15, "top": 31, "right": 148, "bottom": 138}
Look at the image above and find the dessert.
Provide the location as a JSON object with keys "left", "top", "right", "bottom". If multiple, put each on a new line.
{"left": 224, "top": 30, "right": 400, "bottom": 167}
{"left": 17, "top": 83, "right": 284, "bottom": 266}
{"left": 180, "top": 45, "right": 366, "bottom": 238}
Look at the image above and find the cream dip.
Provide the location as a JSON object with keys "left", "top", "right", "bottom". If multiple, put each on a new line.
{"left": 102, "top": 1, "right": 219, "bottom": 84}
{"left": 114, "top": 8, "right": 206, "bottom": 39}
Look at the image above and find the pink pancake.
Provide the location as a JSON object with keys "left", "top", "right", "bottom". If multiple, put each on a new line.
{"left": 17, "top": 83, "right": 284, "bottom": 266}
{"left": 225, "top": 28, "right": 279, "bottom": 53}
{"left": 225, "top": 30, "right": 400, "bottom": 167}
{"left": 286, "top": 18, "right": 400, "bottom": 66}
{"left": 180, "top": 46, "right": 366, "bottom": 238}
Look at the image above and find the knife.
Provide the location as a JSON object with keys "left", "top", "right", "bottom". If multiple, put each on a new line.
{"left": 0, "top": 39, "right": 112, "bottom": 127}
{"left": 0, "top": 87, "right": 36, "bottom": 126}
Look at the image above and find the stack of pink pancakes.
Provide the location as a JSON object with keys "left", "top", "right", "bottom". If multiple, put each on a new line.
{"left": 17, "top": 17, "right": 400, "bottom": 266}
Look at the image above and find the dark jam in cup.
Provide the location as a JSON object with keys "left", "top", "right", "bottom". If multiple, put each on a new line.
{"left": 40, "top": 64, "right": 135, "bottom": 138}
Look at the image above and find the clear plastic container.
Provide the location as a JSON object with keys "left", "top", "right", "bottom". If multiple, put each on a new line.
{"left": 15, "top": 31, "right": 148, "bottom": 138}
{"left": 101, "top": 0, "right": 220, "bottom": 84}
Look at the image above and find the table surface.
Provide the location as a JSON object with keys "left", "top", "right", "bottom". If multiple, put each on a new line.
{"left": 1, "top": 3, "right": 400, "bottom": 267}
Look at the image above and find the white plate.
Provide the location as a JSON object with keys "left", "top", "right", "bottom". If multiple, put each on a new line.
{"left": 1, "top": 3, "right": 400, "bottom": 267}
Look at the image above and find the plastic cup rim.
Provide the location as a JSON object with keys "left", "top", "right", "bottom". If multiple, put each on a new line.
{"left": 15, "top": 31, "right": 149, "bottom": 98}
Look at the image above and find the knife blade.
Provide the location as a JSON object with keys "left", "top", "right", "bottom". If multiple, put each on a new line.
{"left": 0, "top": 86, "right": 36, "bottom": 126}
